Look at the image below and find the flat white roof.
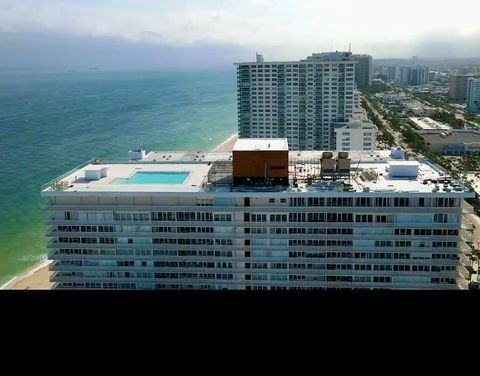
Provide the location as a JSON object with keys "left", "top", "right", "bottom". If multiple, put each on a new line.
{"left": 84, "top": 165, "right": 109, "bottom": 171}
{"left": 410, "top": 117, "right": 451, "bottom": 131}
{"left": 41, "top": 150, "right": 471, "bottom": 196}
{"left": 388, "top": 161, "right": 421, "bottom": 166}
{"left": 233, "top": 138, "right": 289, "bottom": 152}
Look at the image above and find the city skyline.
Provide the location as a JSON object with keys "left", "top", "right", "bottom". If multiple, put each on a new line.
{"left": 1, "top": 0, "right": 480, "bottom": 70}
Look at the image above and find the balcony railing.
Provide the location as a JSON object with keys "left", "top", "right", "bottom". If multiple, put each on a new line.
{"left": 41, "top": 158, "right": 96, "bottom": 192}
{"left": 458, "top": 265, "right": 470, "bottom": 279}
{"left": 460, "top": 241, "right": 472, "bottom": 254}
{"left": 462, "top": 200, "right": 474, "bottom": 215}
{"left": 461, "top": 229, "right": 473, "bottom": 243}
{"left": 459, "top": 254, "right": 471, "bottom": 267}
{"left": 457, "top": 278, "right": 469, "bottom": 290}
{"left": 462, "top": 216, "right": 474, "bottom": 230}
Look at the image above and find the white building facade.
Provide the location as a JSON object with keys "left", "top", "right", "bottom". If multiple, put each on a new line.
{"left": 237, "top": 52, "right": 356, "bottom": 150}
{"left": 42, "top": 144, "right": 473, "bottom": 290}
{"left": 335, "top": 109, "right": 378, "bottom": 151}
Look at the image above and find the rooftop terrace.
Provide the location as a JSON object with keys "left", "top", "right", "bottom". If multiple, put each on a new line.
{"left": 41, "top": 150, "right": 472, "bottom": 196}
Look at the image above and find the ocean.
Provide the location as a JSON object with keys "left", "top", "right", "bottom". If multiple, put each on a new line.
{"left": 0, "top": 69, "right": 237, "bottom": 285}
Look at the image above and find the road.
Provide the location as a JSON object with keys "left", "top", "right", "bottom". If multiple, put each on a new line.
{"left": 362, "top": 96, "right": 415, "bottom": 155}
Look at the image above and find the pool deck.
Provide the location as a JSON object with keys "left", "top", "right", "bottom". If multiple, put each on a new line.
{"left": 41, "top": 149, "right": 473, "bottom": 197}
{"left": 43, "top": 163, "right": 213, "bottom": 193}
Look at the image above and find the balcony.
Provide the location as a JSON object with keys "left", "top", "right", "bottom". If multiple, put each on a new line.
{"left": 462, "top": 201, "right": 474, "bottom": 215}
{"left": 461, "top": 229, "right": 473, "bottom": 243}
{"left": 462, "top": 216, "right": 474, "bottom": 231}
{"left": 460, "top": 241, "right": 472, "bottom": 254}
{"left": 458, "top": 265, "right": 470, "bottom": 279}
{"left": 459, "top": 253, "right": 471, "bottom": 267}
{"left": 457, "top": 278, "right": 469, "bottom": 290}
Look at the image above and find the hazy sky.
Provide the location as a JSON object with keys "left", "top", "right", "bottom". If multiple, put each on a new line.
{"left": 1, "top": 0, "right": 479, "bottom": 69}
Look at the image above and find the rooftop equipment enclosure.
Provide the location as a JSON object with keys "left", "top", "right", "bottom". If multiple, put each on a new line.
{"left": 232, "top": 139, "right": 289, "bottom": 186}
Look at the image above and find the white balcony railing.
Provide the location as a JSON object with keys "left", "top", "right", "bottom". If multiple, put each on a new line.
{"left": 462, "top": 201, "right": 474, "bottom": 215}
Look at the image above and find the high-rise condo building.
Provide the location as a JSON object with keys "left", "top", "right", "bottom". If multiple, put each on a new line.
{"left": 43, "top": 140, "right": 473, "bottom": 290}
{"left": 385, "top": 66, "right": 430, "bottom": 85}
{"left": 467, "top": 78, "right": 480, "bottom": 113}
{"left": 352, "top": 54, "right": 373, "bottom": 90}
{"left": 449, "top": 75, "right": 480, "bottom": 101}
{"left": 236, "top": 52, "right": 356, "bottom": 150}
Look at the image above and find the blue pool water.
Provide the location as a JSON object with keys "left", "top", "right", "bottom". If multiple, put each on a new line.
{"left": 112, "top": 171, "right": 190, "bottom": 184}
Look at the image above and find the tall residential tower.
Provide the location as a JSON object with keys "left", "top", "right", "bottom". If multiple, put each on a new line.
{"left": 449, "top": 75, "right": 480, "bottom": 101}
{"left": 236, "top": 52, "right": 356, "bottom": 150}
{"left": 352, "top": 54, "right": 373, "bottom": 90}
{"left": 467, "top": 78, "right": 480, "bottom": 113}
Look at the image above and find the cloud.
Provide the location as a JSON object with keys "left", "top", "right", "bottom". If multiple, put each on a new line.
{"left": 0, "top": 0, "right": 292, "bottom": 47}
{"left": 0, "top": 0, "right": 479, "bottom": 65}
{"left": 248, "top": 0, "right": 271, "bottom": 5}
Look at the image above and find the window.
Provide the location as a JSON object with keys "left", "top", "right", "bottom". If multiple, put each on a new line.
{"left": 434, "top": 214, "right": 448, "bottom": 223}
{"left": 394, "top": 198, "right": 409, "bottom": 207}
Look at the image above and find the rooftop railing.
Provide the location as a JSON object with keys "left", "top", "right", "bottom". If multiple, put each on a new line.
{"left": 41, "top": 158, "right": 96, "bottom": 192}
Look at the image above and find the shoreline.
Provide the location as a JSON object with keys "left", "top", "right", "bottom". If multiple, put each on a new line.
{"left": 2, "top": 133, "right": 239, "bottom": 290}
{"left": 213, "top": 133, "right": 238, "bottom": 152}
{"left": 1, "top": 259, "right": 54, "bottom": 290}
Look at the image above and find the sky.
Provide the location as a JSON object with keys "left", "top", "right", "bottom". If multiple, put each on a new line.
{"left": 1, "top": 0, "right": 479, "bottom": 70}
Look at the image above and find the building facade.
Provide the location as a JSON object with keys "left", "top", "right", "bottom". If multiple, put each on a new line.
{"left": 334, "top": 109, "right": 378, "bottom": 151}
{"left": 42, "top": 141, "right": 473, "bottom": 290}
{"left": 353, "top": 54, "right": 373, "bottom": 90}
{"left": 384, "top": 66, "right": 429, "bottom": 85}
{"left": 449, "top": 75, "right": 479, "bottom": 101}
{"left": 236, "top": 52, "right": 356, "bottom": 150}
{"left": 467, "top": 78, "right": 480, "bottom": 113}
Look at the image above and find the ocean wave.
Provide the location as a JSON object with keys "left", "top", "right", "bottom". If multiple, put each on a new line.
{"left": 18, "top": 254, "right": 48, "bottom": 263}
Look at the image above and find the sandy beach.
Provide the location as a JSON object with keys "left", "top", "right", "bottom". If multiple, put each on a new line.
{"left": 213, "top": 133, "right": 238, "bottom": 152}
{"left": 2, "top": 134, "right": 239, "bottom": 290}
{"left": 2, "top": 260, "right": 54, "bottom": 290}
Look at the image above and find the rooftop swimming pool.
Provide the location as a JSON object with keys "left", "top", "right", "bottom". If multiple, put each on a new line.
{"left": 110, "top": 171, "right": 190, "bottom": 185}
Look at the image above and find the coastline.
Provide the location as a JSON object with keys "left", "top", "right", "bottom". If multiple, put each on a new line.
{"left": 1, "top": 259, "right": 54, "bottom": 290}
{"left": 213, "top": 133, "right": 238, "bottom": 152}
{"left": 2, "top": 133, "right": 239, "bottom": 290}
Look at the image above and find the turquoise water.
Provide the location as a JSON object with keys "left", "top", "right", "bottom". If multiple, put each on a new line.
{"left": 0, "top": 69, "right": 237, "bottom": 285}
{"left": 112, "top": 171, "right": 190, "bottom": 185}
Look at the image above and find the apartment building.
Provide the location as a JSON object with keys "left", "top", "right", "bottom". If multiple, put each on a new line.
{"left": 449, "top": 74, "right": 480, "bottom": 101}
{"left": 353, "top": 54, "right": 373, "bottom": 90}
{"left": 236, "top": 52, "right": 356, "bottom": 150}
{"left": 43, "top": 140, "right": 473, "bottom": 290}
{"left": 467, "top": 78, "right": 480, "bottom": 113}
{"left": 334, "top": 108, "right": 378, "bottom": 151}
{"left": 384, "top": 65, "right": 430, "bottom": 85}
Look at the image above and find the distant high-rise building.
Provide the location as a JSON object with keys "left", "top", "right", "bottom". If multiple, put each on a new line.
{"left": 236, "top": 52, "right": 356, "bottom": 150}
{"left": 353, "top": 54, "right": 373, "bottom": 89}
{"left": 449, "top": 74, "right": 480, "bottom": 101}
{"left": 409, "top": 66, "right": 429, "bottom": 85}
{"left": 467, "top": 78, "right": 480, "bottom": 113}
{"left": 385, "top": 66, "right": 398, "bottom": 81}
{"left": 389, "top": 65, "right": 429, "bottom": 85}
